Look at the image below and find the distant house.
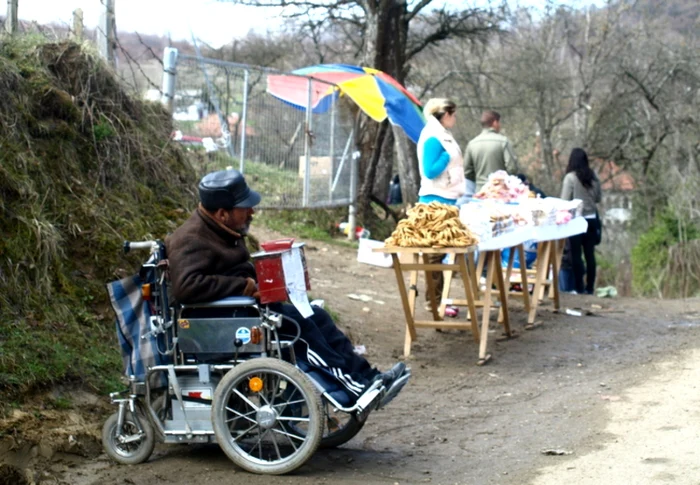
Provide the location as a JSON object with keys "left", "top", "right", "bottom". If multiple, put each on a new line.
{"left": 195, "top": 113, "right": 256, "bottom": 138}
{"left": 596, "top": 160, "right": 635, "bottom": 224}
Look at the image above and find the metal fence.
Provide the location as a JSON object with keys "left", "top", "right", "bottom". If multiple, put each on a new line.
{"left": 169, "top": 51, "right": 357, "bottom": 210}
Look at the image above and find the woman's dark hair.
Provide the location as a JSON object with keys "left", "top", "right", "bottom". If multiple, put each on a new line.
{"left": 566, "top": 148, "right": 596, "bottom": 188}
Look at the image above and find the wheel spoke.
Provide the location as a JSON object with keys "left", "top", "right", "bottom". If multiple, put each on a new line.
{"left": 269, "top": 374, "right": 281, "bottom": 407}
{"left": 266, "top": 427, "right": 283, "bottom": 461}
{"left": 255, "top": 427, "right": 265, "bottom": 460}
{"left": 275, "top": 421, "right": 298, "bottom": 451}
{"left": 258, "top": 388, "right": 273, "bottom": 408}
{"left": 277, "top": 416, "right": 310, "bottom": 423}
{"left": 225, "top": 406, "right": 257, "bottom": 425}
{"left": 272, "top": 397, "right": 306, "bottom": 409}
{"left": 271, "top": 424, "right": 305, "bottom": 444}
{"left": 231, "top": 388, "right": 260, "bottom": 411}
{"left": 232, "top": 422, "right": 259, "bottom": 443}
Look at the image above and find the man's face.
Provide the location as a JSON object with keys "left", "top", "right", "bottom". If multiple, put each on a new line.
{"left": 222, "top": 207, "right": 255, "bottom": 235}
{"left": 493, "top": 119, "right": 501, "bottom": 133}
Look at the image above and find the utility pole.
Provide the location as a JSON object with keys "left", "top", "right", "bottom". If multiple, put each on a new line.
{"left": 72, "top": 8, "right": 84, "bottom": 41}
{"left": 97, "top": 0, "right": 116, "bottom": 67}
{"left": 161, "top": 47, "right": 178, "bottom": 113}
{"left": 4, "top": 0, "right": 18, "bottom": 35}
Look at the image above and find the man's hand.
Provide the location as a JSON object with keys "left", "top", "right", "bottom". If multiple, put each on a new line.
{"left": 243, "top": 277, "right": 259, "bottom": 297}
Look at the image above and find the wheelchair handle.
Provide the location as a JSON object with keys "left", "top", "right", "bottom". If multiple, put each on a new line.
{"left": 123, "top": 240, "right": 158, "bottom": 254}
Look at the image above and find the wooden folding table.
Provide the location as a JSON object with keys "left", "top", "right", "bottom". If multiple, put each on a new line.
{"left": 375, "top": 244, "right": 518, "bottom": 365}
{"left": 372, "top": 246, "right": 483, "bottom": 360}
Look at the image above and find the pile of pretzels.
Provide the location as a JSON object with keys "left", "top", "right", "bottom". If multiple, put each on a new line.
{"left": 384, "top": 202, "right": 479, "bottom": 248}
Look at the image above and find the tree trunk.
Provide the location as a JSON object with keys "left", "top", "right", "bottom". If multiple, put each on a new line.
{"left": 358, "top": 121, "right": 390, "bottom": 220}
{"left": 355, "top": 0, "right": 411, "bottom": 212}
{"left": 540, "top": 127, "right": 556, "bottom": 183}
{"left": 373, "top": 128, "right": 395, "bottom": 203}
{"left": 394, "top": 125, "right": 420, "bottom": 205}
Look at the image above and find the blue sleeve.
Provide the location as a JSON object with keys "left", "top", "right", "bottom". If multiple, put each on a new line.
{"left": 422, "top": 137, "right": 450, "bottom": 179}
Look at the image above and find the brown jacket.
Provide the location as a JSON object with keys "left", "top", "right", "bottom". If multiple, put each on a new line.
{"left": 166, "top": 207, "right": 256, "bottom": 303}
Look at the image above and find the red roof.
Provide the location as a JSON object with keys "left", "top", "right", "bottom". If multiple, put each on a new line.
{"left": 196, "top": 113, "right": 257, "bottom": 138}
{"left": 595, "top": 160, "right": 635, "bottom": 191}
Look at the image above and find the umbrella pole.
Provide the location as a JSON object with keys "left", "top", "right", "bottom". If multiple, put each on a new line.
{"left": 239, "top": 69, "right": 249, "bottom": 172}
{"left": 348, "top": 150, "right": 359, "bottom": 242}
{"left": 302, "top": 78, "right": 312, "bottom": 207}
{"left": 328, "top": 89, "right": 336, "bottom": 203}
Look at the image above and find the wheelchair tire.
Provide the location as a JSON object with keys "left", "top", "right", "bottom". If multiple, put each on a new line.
{"left": 319, "top": 407, "right": 365, "bottom": 449}
{"left": 102, "top": 407, "right": 155, "bottom": 465}
{"left": 212, "top": 358, "right": 323, "bottom": 475}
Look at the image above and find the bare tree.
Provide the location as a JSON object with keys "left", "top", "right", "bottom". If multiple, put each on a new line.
{"left": 219, "top": 0, "right": 501, "bottom": 218}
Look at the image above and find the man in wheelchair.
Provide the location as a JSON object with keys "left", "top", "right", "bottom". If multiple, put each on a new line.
{"left": 166, "top": 169, "right": 409, "bottom": 407}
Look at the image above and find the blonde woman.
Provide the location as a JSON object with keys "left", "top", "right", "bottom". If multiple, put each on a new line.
{"left": 417, "top": 98, "right": 465, "bottom": 204}
{"left": 416, "top": 98, "right": 464, "bottom": 313}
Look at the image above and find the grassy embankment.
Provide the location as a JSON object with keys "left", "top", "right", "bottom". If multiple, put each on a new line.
{"left": 0, "top": 38, "right": 197, "bottom": 406}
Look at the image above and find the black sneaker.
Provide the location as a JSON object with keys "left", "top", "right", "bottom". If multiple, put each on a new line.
{"left": 378, "top": 369, "right": 411, "bottom": 408}
{"left": 376, "top": 362, "right": 406, "bottom": 387}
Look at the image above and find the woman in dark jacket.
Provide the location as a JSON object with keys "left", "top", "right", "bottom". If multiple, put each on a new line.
{"left": 561, "top": 148, "right": 602, "bottom": 295}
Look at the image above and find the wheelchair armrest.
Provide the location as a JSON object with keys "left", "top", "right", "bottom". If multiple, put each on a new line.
{"left": 180, "top": 296, "right": 257, "bottom": 309}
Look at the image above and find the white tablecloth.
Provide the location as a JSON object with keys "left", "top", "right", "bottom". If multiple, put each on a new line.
{"left": 477, "top": 226, "right": 532, "bottom": 252}
{"left": 530, "top": 217, "right": 588, "bottom": 242}
{"left": 475, "top": 217, "right": 588, "bottom": 252}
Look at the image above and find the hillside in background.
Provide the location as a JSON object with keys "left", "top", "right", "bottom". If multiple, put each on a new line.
{"left": 0, "top": 38, "right": 198, "bottom": 402}
{"left": 632, "top": 0, "right": 699, "bottom": 34}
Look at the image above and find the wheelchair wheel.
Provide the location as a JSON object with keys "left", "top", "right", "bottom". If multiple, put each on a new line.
{"left": 212, "top": 358, "right": 323, "bottom": 475}
{"left": 102, "top": 406, "right": 155, "bottom": 465}
{"left": 319, "top": 402, "right": 366, "bottom": 449}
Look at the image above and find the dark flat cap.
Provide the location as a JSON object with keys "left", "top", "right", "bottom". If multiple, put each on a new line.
{"left": 198, "top": 169, "right": 261, "bottom": 210}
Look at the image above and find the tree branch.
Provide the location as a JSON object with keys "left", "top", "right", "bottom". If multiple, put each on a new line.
{"left": 405, "top": 8, "right": 496, "bottom": 61}
{"left": 623, "top": 69, "right": 660, "bottom": 112}
{"left": 407, "top": 0, "right": 433, "bottom": 23}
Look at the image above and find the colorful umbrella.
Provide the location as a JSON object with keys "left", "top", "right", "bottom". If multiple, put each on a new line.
{"left": 267, "top": 64, "right": 425, "bottom": 143}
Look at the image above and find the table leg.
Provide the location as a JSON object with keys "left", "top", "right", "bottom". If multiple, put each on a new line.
{"left": 391, "top": 253, "right": 418, "bottom": 357}
{"left": 547, "top": 240, "right": 563, "bottom": 299}
{"left": 528, "top": 241, "right": 552, "bottom": 325}
{"left": 476, "top": 252, "right": 486, "bottom": 281}
{"left": 468, "top": 253, "right": 479, "bottom": 300}
{"left": 439, "top": 253, "right": 456, "bottom": 318}
{"left": 517, "top": 243, "right": 531, "bottom": 314}
{"left": 499, "top": 248, "right": 514, "bottom": 324}
{"left": 537, "top": 241, "right": 552, "bottom": 302}
{"left": 494, "top": 251, "right": 511, "bottom": 335}
{"left": 422, "top": 253, "right": 441, "bottom": 322}
{"left": 457, "top": 253, "right": 480, "bottom": 343}
{"left": 505, "top": 245, "right": 516, "bottom": 282}
{"left": 550, "top": 242, "right": 561, "bottom": 311}
{"left": 478, "top": 251, "right": 496, "bottom": 365}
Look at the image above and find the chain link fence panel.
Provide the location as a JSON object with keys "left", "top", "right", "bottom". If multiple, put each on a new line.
{"left": 172, "top": 54, "right": 355, "bottom": 210}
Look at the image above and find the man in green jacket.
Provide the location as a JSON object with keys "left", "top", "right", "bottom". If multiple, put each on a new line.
{"left": 464, "top": 110, "right": 519, "bottom": 192}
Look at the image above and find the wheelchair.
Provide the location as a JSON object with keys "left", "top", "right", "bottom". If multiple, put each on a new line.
{"left": 102, "top": 239, "right": 409, "bottom": 475}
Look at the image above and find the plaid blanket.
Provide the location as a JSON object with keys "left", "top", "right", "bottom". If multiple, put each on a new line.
{"left": 107, "top": 274, "right": 172, "bottom": 385}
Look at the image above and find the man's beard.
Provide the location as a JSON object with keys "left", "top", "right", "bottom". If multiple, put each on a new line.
{"left": 237, "top": 220, "right": 252, "bottom": 235}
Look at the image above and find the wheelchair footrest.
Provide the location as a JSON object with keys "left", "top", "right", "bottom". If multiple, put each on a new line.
{"left": 355, "top": 387, "right": 382, "bottom": 412}
{"left": 377, "top": 371, "right": 411, "bottom": 410}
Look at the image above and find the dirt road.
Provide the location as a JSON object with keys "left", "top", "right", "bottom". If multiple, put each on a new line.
{"left": 3, "top": 228, "right": 700, "bottom": 485}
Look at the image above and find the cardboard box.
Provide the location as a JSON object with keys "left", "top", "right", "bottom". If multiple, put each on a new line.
{"left": 298, "top": 156, "right": 332, "bottom": 178}
{"left": 357, "top": 239, "right": 393, "bottom": 268}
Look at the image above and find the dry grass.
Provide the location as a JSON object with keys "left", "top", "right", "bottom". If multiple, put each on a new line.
{"left": 0, "top": 38, "right": 197, "bottom": 402}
